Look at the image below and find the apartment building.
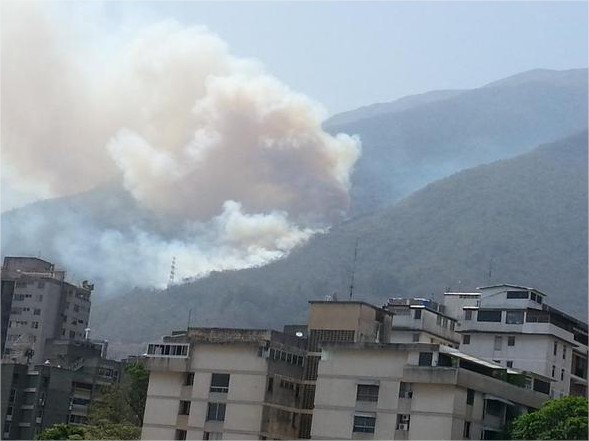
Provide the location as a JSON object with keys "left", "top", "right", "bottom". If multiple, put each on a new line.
{"left": 1, "top": 257, "right": 92, "bottom": 364}
{"left": 0, "top": 340, "right": 122, "bottom": 440}
{"left": 444, "top": 284, "right": 588, "bottom": 398}
{"left": 142, "top": 297, "right": 557, "bottom": 440}
{"left": 141, "top": 328, "right": 308, "bottom": 440}
{"left": 311, "top": 342, "right": 549, "bottom": 440}
{"left": 385, "top": 298, "right": 460, "bottom": 347}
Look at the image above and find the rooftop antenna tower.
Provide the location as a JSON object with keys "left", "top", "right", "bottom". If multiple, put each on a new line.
{"left": 349, "top": 238, "right": 359, "bottom": 300}
{"left": 167, "top": 257, "right": 176, "bottom": 289}
{"left": 487, "top": 257, "right": 494, "bottom": 281}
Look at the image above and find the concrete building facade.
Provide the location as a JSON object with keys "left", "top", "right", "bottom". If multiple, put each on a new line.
{"left": 1, "top": 257, "right": 92, "bottom": 365}
{"left": 141, "top": 328, "right": 308, "bottom": 440}
{"left": 0, "top": 340, "right": 122, "bottom": 440}
{"left": 311, "top": 342, "right": 548, "bottom": 440}
{"left": 142, "top": 297, "right": 558, "bottom": 440}
{"left": 444, "top": 284, "right": 588, "bottom": 398}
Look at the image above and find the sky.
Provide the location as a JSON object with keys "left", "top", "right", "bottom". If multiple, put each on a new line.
{"left": 85, "top": 0, "right": 588, "bottom": 115}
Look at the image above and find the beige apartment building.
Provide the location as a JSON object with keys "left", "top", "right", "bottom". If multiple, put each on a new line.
{"left": 142, "top": 299, "right": 557, "bottom": 440}
{"left": 311, "top": 342, "right": 547, "bottom": 440}
{"left": 141, "top": 328, "right": 308, "bottom": 440}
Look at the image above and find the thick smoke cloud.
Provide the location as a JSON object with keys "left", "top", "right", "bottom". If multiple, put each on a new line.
{"left": 1, "top": 3, "right": 360, "bottom": 291}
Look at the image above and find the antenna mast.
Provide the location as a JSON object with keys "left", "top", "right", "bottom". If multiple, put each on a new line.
{"left": 349, "top": 239, "right": 359, "bottom": 300}
{"left": 167, "top": 257, "right": 176, "bottom": 289}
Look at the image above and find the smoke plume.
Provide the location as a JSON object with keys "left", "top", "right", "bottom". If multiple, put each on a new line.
{"left": 1, "top": 3, "right": 360, "bottom": 292}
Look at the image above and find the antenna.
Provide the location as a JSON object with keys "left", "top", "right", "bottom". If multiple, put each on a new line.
{"left": 187, "top": 308, "right": 192, "bottom": 330}
{"left": 349, "top": 238, "right": 359, "bottom": 300}
{"left": 487, "top": 257, "right": 494, "bottom": 281}
{"left": 167, "top": 257, "right": 176, "bottom": 289}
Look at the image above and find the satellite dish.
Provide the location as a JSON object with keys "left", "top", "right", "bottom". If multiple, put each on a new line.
{"left": 295, "top": 331, "right": 304, "bottom": 338}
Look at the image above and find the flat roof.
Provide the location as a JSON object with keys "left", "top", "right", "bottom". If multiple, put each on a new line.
{"left": 439, "top": 346, "right": 505, "bottom": 370}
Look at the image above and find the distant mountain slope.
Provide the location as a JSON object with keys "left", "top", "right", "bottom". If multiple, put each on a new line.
{"left": 325, "top": 68, "right": 588, "bottom": 214}
{"left": 90, "top": 130, "right": 588, "bottom": 345}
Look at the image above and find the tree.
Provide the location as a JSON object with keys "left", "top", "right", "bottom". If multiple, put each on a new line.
{"left": 89, "top": 362, "right": 149, "bottom": 427}
{"left": 509, "top": 396, "right": 588, "bottom": 440}
{"left": 37, "top": 424, "right": 85, "bottom": 440}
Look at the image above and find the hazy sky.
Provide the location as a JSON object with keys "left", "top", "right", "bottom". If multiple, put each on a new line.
{"left": 89, "top": 0, "right": 588, "bottom": 115}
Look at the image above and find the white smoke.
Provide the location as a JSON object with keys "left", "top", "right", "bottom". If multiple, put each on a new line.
{"left": 1, "top": 3, "right": 360, "bottom": 291}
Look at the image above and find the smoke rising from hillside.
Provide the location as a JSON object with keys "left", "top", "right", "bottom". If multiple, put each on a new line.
{"left": 1, "top": 3, "right": 360, "bottom": 291}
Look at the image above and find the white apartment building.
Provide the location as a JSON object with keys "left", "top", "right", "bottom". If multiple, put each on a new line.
{"left": 311, "top": 342, "right": 549, "bottom": 440}
{"left": 385, "top": 298, "right": 460, "bottom": 347}
{"left": 444, "top": 284, "right": 588, "bottom": 398}
{"left": 141, "top": 328, "right": 309, "bottom": 440}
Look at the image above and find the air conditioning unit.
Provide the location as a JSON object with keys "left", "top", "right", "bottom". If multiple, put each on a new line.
{"left": 401, "top": 415, "right": 410, "bottom": 423}
{"left": 397, "top": 423, "right": 409, "bottom": 431}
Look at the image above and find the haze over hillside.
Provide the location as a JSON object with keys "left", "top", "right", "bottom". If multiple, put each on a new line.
{"left": 325, "top": 68, "right": 588, "bottom": 214}
{"left": 2, "top": 68, "right": 587, "bottom": 295}
{"left": 89, "top": 130, "right": 588, "bottom": 346}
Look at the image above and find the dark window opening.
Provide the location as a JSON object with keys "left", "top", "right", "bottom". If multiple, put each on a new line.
{"left": 206, "top": 403, "right": 226, "bottom": 421}
{"left": 179, "top": 400, "right": 191, "bottom": 415}
{"left": 184, "top": 372, "right": 195, "bottom": 386}
{"left": 507, "top": 336, "right": 515, "bottom": 346}
{"left": 356, "top": 384, "right": 379, "bottom": 402}
{"left": 462, "top": 335, "right": 471, "bottom": 345}
{"left": 466, "top": 388, "right": 474, "bottom": 405}
{"left": 414, "top": 309, "right": 422, "bottom": 319}
{"left": 478, "top": 310, "right": 502, "bottom": 322}
{"left": 418, "top": 352, "right": 433, "bottom": 366}
{"left": 353, "top": 415, "right": 376, "bottom": 433}
{"left": 506, "top": 291, "right": 528, "bottom": 299}
{"left": 210, "top": 373, "right": 230, "bottom": 393}
{"left": 175, "top": 429, "right": 187, "bottom": 440}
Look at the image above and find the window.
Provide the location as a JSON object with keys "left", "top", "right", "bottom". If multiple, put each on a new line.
{"left": 463, "top": 421, "right": 471, "bottom": 438}
{"left": 418, "top": 352, "right": 433, "bottom": 366}
{"left": 466, "top": 388, "right": 474, "bottom": 405}
{"left": 175, "top": 429, "right": 187, "bottom": 440}
{"left": 353, "top": 415, "right": 376, "bottom": 433}
{"left": 506, "top": 291, "right": 528, "bottom": 299}
{"left": 356, "top": 384, "right": 379, "bottom": 402}
{"left": 69, "top": 331, "right": 76, "bottom": 339}
{"left": 494, "top": 336, "right": 502, "bottom": 351}
{"left": 464, "top": 310, "right": 473, "bottom": 321}
{"left": 554, "top": 342, "right": 558, "bottom": 356}
{"left": 396, "top": 414, "right": 411, "bottom": 430}
{"left": 462, "top": 335, "right": 471, "bottom": 345}
{"left": 506, "top": 311, "right": 524, "bottom": 324}
{"left": 399, "top": 382, "right": 413, "bottom": 399}
{"left": 478, "top": 310, "right": 502, "bottom": 322}
{"left": 179, "top": 400, "right": 191, "bottom": 415}
{"left": 4, "top": 422, "right": 11, "bottom": 436}
{"left": 73, "top": 304, "right": 80, "bottom": 312}
{"left": 561, "top": 369, "right": 565, "bottom": 381}
{"left": 7, "top": 406, "right": 14, "bottom": 416}
{"left": 37, "top": 294, "right": 43, "bottom": 302}
{"left": 38, "top": 281, "right": 45, "bottom": 289}
{"left": 563, "top": 346, "right": 566, "bottom": 360}
{"left": 184, "top": 372, "right": 195, "bottom": 386}
{"left": 206, "top": 403, "right": 226, "bottom": 421}
{"left": 507, "top": 361, "right": 513, "bottom": 368}
{"left": 412, "top": 333, "right": 420, "bottom": 342}
{"left": 33, "top": 308, "right": 41, "bottom": 315}
{"left": 436, "top": 315, "right": 442, "bottom": 326}
{"left": 267, "top": 377, "right": 273, "bottom": 392}
{"left": 203, "top": 433, "right": 223, "bottom": 440}
{"left": 414, "top": 309, "right": 422, "bottom": 319}
{"left": 486, "top": 400, "right": 502, "bottom": 417}
{"left": 552, "top": 365, "right": 556, "bottom": 378}
{"left": 526, "top": 310, "right": 549, "bottom": 323}
{"left": 507, "top": 336, "right": 515, "bottom": 346}
{"left": 210, "top": 373, "right": 230, "bottom": 393}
